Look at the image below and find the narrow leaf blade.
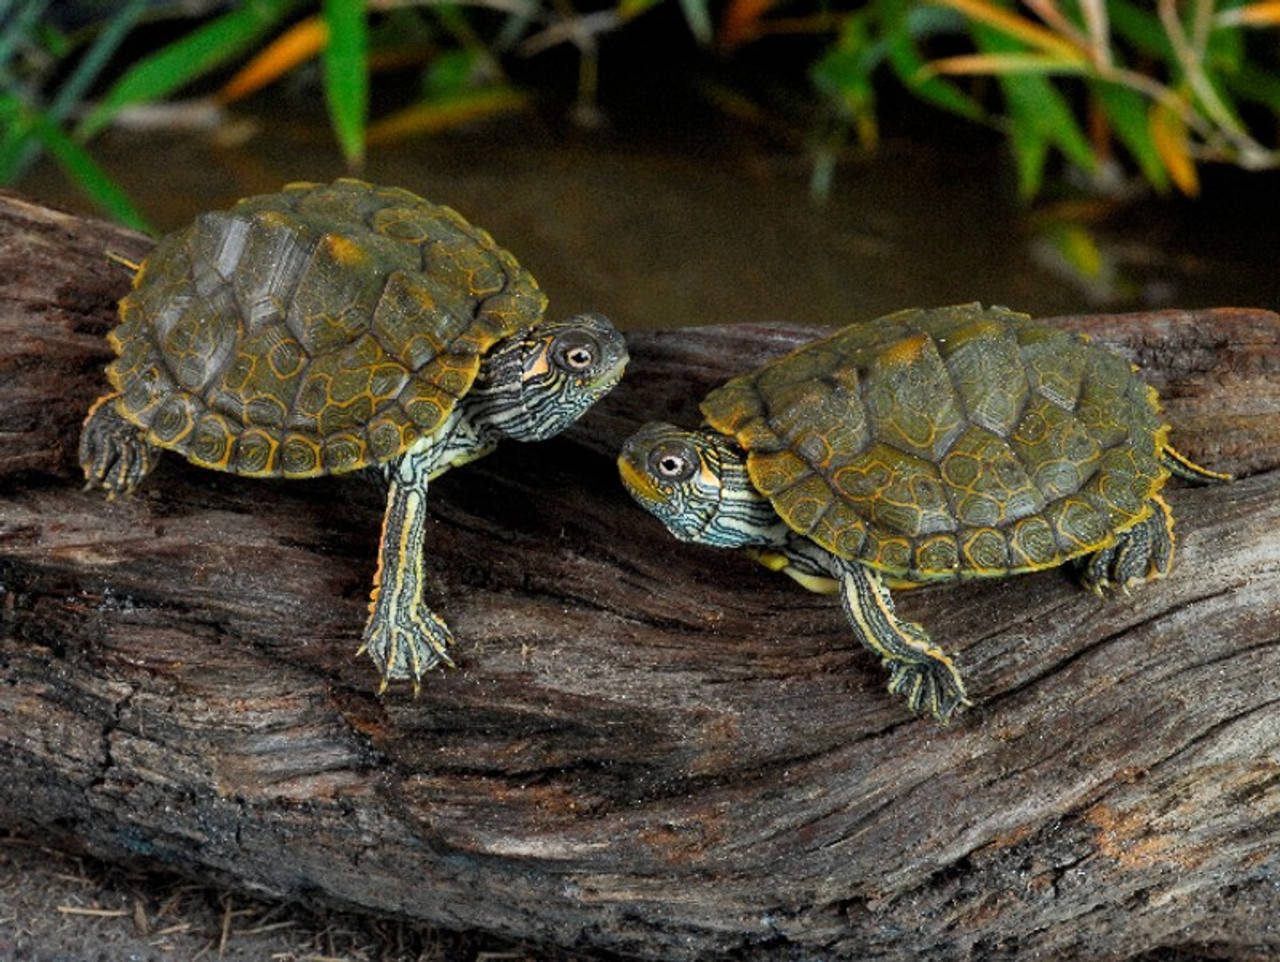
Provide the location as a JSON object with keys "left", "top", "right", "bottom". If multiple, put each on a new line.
{"left": 1148, "top": 99, "right": 1200, "bottom": 195}
{"left": 78, "top": 0, "right": 295, "bottom": 140}
{"left": 930, "top": 0, "right": 1086, "bottom": 61}
{"left": 29, "top": 112, "right": 152, "bottom": 232}
{"left": 1091, "top": 81, "right": 1170, "bottom": 192}
{"left": 322, "top": 0, "right": 368, "bottom": 167}
{"left": 220, "top": 15, "right": 328, "bottom": 103}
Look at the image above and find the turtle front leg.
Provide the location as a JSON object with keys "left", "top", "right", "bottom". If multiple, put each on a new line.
{"left": 1079, "top": 494, "right": 1174, "bottom": 595}
{"left": 832, "top": 557, "right": 971, "bottom": 723}
{"left": 79, "top": 394, "right": 161, "bottom": 497}
{"left": 359, "top": 446, "right": 455, "bottom": 691}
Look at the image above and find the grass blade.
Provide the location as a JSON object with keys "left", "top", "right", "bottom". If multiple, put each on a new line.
{"left": 27, "top": 108, "right": 152, "bottom": 231}
{"left": 365, "top": 87, "right": 530, "bottom": 145}
{"left": 1217, "top": 2, "right": 1280, "bottom": 26}
{"left": 975, "top": 24, "right": 1097, "bottom": 178}
{"left": 77, "top": 0, "right": 296, "bottom": 140}
{"left": 1148, "top": 98, "right": 1199, "bottom": 195}
{"left": 1009, "top": 113, "right": 1050, "bottom": 196}
{"left": 1091, "top": 81, "right": 1170, "bottom": 191}
{"left": 679, "top": 0, "right": 714, "bottom": 44}
{"left": 0, "top": 0, "right": 150, "bottom": 183}
{"left": 929, "top": 0, "right": 1086, "bottom": 61}
{"left": 923, "top": 51, "right": 1089, "bottom": 76}
{"left": 883, "top": 1, "right": 985, "bottom": 120}
{"left": 322, "top": 0, "right": 367, "bottom": 168}
{"left": 1108, "top": 0, "right": 1173, "bottom": 59}
{"left": 220, "top": 14, "right": 328, "bottom": 103}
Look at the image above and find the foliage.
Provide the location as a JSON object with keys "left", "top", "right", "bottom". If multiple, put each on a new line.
{"left": 1, "top": 0, "right": 1278, "bottom": 227}
{"left": 775, "top": 0, "right": 1280, "bottom": 197}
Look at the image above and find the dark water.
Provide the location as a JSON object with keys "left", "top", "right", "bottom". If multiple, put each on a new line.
{"left": 20, "top": 97, "right": 1280, "bottom": 332}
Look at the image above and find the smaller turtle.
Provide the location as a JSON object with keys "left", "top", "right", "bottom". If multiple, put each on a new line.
{"left": 80, "top": 179, "right": 628, "bottom": 689}
{"left": 618, "top": 304, "right": 1229, "bottom": 722}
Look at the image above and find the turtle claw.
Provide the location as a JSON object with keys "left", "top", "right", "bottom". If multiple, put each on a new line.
{"left": 885, "top": 656, "right": 971, "bottom": 724}
{"left": 79, "top": 395, "right": 158, "bottom": 498}
{"left": 360, "top": 600, "right": 456, "bottom": 692}
{"left": 1079, "top": 497, "right": 1174, "bottom": 596}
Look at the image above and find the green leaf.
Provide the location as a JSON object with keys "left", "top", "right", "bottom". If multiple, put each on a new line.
{"left": 26, "top": 107, "right": 152, "bottom": 232}
{"left": 1008, "top": 112, "right": 1050, "bottom": 196}
{"left": 678, "top": 0, "right": 714, "bottom": 45}
{"left": 1108, "top": 0, "right": 1173, "bottom": 59}
{"left": 77, "top": 0, "right": 296, "bottom": 140}
{"left": 974, "top": 24, "right": 1098, "bottom": 185}
{"left": 0, "top": 0, "right": 150, "bottom": 184}
{"left": 1207, "top": 14, "right": 1245, "bottom": 71}
{"left": 1091, "top": 81, "right": 1169, "bottom": 192}
{"left": 811, "top": 12, "right": 880, "bottom": 144}
{"left": 322, "top": 0, "right": 368, "bottom": 167}
{"left": 882, "top": 0, "right": 985, "bottom": 120}
{"left": 1226, "top": 60, "right": 1280, "bottom": 110}
{"left": 423, "top": 49, "right": 482, "bottom": 98}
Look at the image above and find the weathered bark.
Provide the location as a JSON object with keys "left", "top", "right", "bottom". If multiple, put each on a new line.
{"left": 2, "top": 191, "right": 1278, "bottom": 962}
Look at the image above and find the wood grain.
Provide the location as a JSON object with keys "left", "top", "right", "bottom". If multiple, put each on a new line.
{"left": 2, "top": 191, "right": 1278, "bottom": 961}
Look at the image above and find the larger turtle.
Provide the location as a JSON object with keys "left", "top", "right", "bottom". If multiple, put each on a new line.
{"left": 81, "top": 178, "right": 628, "bottom": 689}
{"left": 618, "top": 303, "right": 1227, "bottom": 722}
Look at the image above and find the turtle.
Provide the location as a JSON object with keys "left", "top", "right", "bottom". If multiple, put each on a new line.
{"left": 617, "top": 303, "right": 1229, "bottom": 722}
{"left": 80, "top": 178, "right": 628, "bottom": 689}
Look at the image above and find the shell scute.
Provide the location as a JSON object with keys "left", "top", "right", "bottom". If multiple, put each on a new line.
{"left": 232, "top": 427, "right": 279, "bottom": 476}
{"left": 932, "top": 317, "right": 1030, "bottom": 436}
{"left": 940, "top": 426, "right": 1044, "bottom": 528}
{"left": 189, "top": 411, "right": 236, "bottom": 470}
{"left": 863, "top": 333, "right": 965, "bottom": 463}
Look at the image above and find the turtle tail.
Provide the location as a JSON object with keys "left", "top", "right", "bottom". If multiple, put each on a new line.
{"left": 105, "top": 249, "right": 142, "bottom": 276}
{"left": 1161, "top": 445, "right": 1233, "bottom": 484}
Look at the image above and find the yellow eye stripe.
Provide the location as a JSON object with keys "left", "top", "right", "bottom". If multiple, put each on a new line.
{"left": 618, "top": 454, "right": 664, "bottom": 503}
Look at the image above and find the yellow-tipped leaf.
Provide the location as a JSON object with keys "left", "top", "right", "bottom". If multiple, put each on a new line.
{"left": 220, "top": 16, "right": 329, "bottom": 103}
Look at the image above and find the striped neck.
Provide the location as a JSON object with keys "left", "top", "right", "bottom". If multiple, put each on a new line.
{"left": 466, "top": 313, "right": 628, "bottom": 443}
{"left": 617, "top": 423, "right": 789, "bottom": 549}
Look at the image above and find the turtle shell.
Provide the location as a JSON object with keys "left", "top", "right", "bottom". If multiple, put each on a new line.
{"left": 106, "top": 178, "right": 547, "bottom": 478}
{"left": 700, "top": 304, "right": 1169, "bottom": 579}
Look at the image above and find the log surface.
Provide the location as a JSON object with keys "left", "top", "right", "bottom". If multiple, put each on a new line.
{"left": 2, "top": 192, "right": 1279, "bottom": 961}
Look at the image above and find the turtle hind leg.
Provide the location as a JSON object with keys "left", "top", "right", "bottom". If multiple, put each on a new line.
{"left": 1079, "top": 495, "right": 1174, "bottom": 595}
{"left": 79, "top": 394, "right": 160, "bottom": 498}
{"left": 833, "top": 558, "right": 971, "bottom": 723}
{"left": 1162, "top": 445, "right": 1232, "bottom": 484}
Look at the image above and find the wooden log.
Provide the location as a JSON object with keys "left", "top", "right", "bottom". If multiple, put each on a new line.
{"left": 1, "top": 191, "right": 1278, "bottom": 961}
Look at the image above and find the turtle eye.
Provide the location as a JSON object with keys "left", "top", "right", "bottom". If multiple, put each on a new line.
{"left": 552, "top": 332, "right": 600, "bottom": 373}
{"left": 649, "top": 442, "right": 696, "bottom": 483}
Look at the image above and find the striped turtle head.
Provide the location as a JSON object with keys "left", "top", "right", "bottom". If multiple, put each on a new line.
{"left": 618, "top": 422, "right": 786, "bottom": 548}
{"left": 473, "top": 312, "right": 628, "bottom": 442}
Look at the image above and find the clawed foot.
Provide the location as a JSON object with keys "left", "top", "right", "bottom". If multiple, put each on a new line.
{"left": 358, "top": 601, "right": 456, "bottom": 693}
{"left": 1079, "top": 498, "right": 1173, "bottom": 596}
{"left": 884, "top": 654, "right": 972, "bottom": 724}
{"left": 79, "top": 395, "right": 157, "bottom": 498}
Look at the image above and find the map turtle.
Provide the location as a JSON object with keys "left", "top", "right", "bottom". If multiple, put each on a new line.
{"left": 82, "top": 178, "right": 628, "bottom": 688}
{"left": 618, "top": 304, "right": 1227, "bottom": 721}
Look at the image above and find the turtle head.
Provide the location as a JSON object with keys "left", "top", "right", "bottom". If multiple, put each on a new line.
{"left": 473, "top": 312, "right": 629, "bottom": 442}
{"left": 618, "top": 422, "right": 786, "bottom": 548}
